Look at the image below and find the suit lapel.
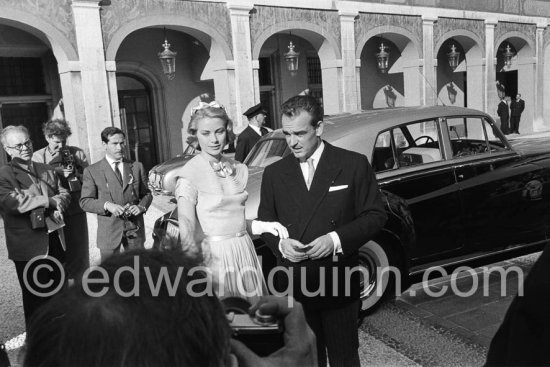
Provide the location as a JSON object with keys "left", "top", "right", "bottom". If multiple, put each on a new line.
{"left": 282, "top": 157, "right": 309, "bottom": 209}
{"left": 122, "top": 160, "right": 133, "bottom": 191}
{"left": 297, "top": 143, "right": 342, "bottom": 240}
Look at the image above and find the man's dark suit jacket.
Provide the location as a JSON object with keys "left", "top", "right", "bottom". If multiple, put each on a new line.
{"left": 0, "top": 162, "right": 71, "bottom": 261}
{"left": 486, "top": 242, "right": 550, "bottom": 366}
{"left": 235, "top": 125, "right": 267, "bottom": 162}
{"left": 258, "top": 142, "right": 387, "bottom": 309}
{"left": 511, "top": 99, "right": 525, "bottom": 117}
{"left": 80, "top": 158, "right": 152, "bottom": 250}
{"left": 497, "top": 101, "right": 510, "bottom": 133}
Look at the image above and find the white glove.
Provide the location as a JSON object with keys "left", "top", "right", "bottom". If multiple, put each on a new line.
{"left": 251, "top": 220, "right": 289, "bottom": 239}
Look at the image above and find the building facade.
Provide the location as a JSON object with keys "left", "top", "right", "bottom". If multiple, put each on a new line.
{"left": 1, "top": 0, "right": 550, "bottom": 169}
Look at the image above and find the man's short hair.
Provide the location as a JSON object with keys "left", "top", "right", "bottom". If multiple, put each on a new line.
{"left": 23, "top": 249, "right": 232, "bottom": 367}
{"left": 0, "top": 125, "right": 29, "bottom": 147}
{"left": 101, "top": 127, "right": 125, "bottom": 143}
{"left": 281, "top": 95, "right": 324, "bottom": 127}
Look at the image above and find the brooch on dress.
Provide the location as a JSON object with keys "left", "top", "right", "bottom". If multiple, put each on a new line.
{"left": 209, "top": 160, "right": 235, "bottom": 178}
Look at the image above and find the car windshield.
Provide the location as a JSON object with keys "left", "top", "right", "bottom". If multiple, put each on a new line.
{"left": 245, "top": 138, "right": 289, "bottom": 167}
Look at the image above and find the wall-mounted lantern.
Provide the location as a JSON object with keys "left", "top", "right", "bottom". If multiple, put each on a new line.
{"left": 158, "top": 28, "right": 177, "bottom": 80}
{"left": 376, "top": 43, "right": 390, "bottom": 73}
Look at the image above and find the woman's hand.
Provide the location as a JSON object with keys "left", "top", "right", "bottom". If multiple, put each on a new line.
{"left": 251, "top": 220, "right": 289, "bottom": 239}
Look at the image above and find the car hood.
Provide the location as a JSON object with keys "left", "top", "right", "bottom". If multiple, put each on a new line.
{"left": 510, "top": 137, "right": 550, "bottom": 157}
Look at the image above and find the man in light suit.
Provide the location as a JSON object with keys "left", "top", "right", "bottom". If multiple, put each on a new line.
{"left": 235, "top": 103, "right": 269, "bottom": 162}
{"left": 80, "top": 127, "right": 152, "bottom": 261}
{"left": 258, "top": 95, "right": 387, "bottom": 367}
{"left": 0, "top": 125, "right": 71, "bottom": 328}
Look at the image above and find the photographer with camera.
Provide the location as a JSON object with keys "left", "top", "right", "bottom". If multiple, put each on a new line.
{"left": 0, "top": 125, "right": 71, "bottom": 329}
{"left": 80, "top": 127, "right": 152, "bottom": 261}
{"left": 22, "top": 249, "right": 317, "bottom": 367}
{"left": 33, "top": 119, "right": 90, "bottom": 278}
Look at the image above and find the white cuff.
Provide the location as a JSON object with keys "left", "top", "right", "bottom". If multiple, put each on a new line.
{"left": 250, "top": 219, "right": 261, "bottom": 235}
{"left": 329, "top": 231, "right": 342, "bottom": 255}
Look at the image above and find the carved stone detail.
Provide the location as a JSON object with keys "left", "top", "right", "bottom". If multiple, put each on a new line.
{"left": 495, "top": 22, "right": 536, "bottom": 48}
{"left": 100, "top": 0, "right": 231, "bottom": 53}
{"left": 434, "top": 18, "right": 485, "bottom": 52}
{"left": 355, "top": 13, "right": 421, "bottom": 54}
{"left": 3, "top": 0, "right": 75, "bottom": 49}
{"left": 250, "top": 6, "right": 341, "bottom": 53}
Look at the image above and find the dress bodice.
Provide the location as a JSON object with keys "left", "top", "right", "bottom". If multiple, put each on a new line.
{"left": 174, "top": 154, "right": 248, "bottom": 237}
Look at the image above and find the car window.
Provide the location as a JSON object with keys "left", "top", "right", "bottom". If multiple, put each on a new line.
{"left": 373, "top": 120, "right": 443, "bottom": 172}
{"left": 446, "top": 117, "right": 506, "bottom": 158}
{"left": 245, "top": 138, "right": 289, "bottom": 167}
{"left": 397, "top": 119, "right": 443, "bottom": 168}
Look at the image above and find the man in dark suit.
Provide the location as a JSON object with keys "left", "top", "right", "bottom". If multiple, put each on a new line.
{"left": 258, "top": 95, "right": 387, "bottom": 367}
{"left": 486, "top": 242, "right": 550, "bottom": 366}
{"left": 510, "top": 93, "right": 525, "bottom": 134}
{"left": 235, "top": 103, "right": 269, "bottom": 162}
{"left": 0, "top": 125, "right": 71, "bottom": 328}
{"left": 497, "top": 96, "right": 510, "bottom": 134}
{"left": 80, "top": 127, "right": 152, "bottom": 261}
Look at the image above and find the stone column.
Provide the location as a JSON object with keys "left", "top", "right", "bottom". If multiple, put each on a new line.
{"left": 484, "top": 19, "right": 498, "bottom": 118}
{"left": 533, "top": 22, "right": 547, "bottom": 131}
{"left": 227, "top": 1, "right": 255, "bottom": 130}
{"left": 466, "top": 58, "right": 484, "bottom": 111}
{"left": 57, "top": 61, "right": 90, "bottom": 157}
{"left": 339, "top": 10, "right": 359, "bottom": 111}
{"left": 71, "top": 0, "right": 113, "bottom": 162}
{"left": 321, "top": 60, "right": 343, "bottom": 115}
{"left": 422, "top": 15, "right": 437, "bottom": 106}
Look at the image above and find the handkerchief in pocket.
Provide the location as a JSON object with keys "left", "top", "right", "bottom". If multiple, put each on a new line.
{"left": 329, "top": 185, "right": 348, "bottom": 192}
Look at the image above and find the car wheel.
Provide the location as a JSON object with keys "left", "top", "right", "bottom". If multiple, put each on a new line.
{"left": 358, "top": 240, "right": 400, "bottom": 314}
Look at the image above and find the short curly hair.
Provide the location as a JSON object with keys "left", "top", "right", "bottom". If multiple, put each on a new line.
{"left": 187, "top": 105, "right": 236, "bottom": 146}
{"left": 42, "top": 119, "right": 72, "bottom": 139}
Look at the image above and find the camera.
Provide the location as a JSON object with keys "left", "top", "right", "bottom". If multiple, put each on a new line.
{"left": 59, "top": 146, "right": 82, "bottom": 192}
{"left": 30, "top": 207, "right": 46, "bottom": 229}
{"left": 225, "top": 298, "right": 284, "bottom": 356}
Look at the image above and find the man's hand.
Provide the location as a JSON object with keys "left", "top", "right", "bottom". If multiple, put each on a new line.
{"left": 280, "top": 239, "right": 308, "bottom": 263}
{"left": 51, "top": 210, "right": 64, "bottom": 224}
{"left": 125, "top": 204, "right": 143, "bottom": 216}
{"left": 230, "top": 296, "right": 317, "bottom": 367}
{"left": 306, "top": 234, "right": 334, "bottom": 260}
{"left": 105, "top": 202, "right": 125, "bottom": 217}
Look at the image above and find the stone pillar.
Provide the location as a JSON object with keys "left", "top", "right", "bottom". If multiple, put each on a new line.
{"left": 339, "top": 10, "right": 360, "bottom": 111}
{"left": 71, "top": 0, "right": 113, "bottom": 162}
{"left": 403, "top": 59, "right": 423, "bottom": 106}
{"left": 55, "top": 60, "right": 89, "bottom": 158}
{"left": 422, "top": 15, "right": 437, "bottom": 106}
{"left": 533, "top": 22, "right": 547, "bottom": 131}
{"left": 227, "top": 1, "right": 255, "bottom": 130}
{"left": 321, "top": 60, "right": 343, "bottom": 115}
{"left": 106, "top": 61, "right": 122, "bottom": 130}
{"left": 466, "top": 58, "right": 484, "bottom": 111}
{"left": 484, "top": 19, "right": 498, "bottom": 118}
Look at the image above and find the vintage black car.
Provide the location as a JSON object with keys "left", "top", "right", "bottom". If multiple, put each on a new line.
{"left": 149, "top": 106, "right": 550, "bottom": 313}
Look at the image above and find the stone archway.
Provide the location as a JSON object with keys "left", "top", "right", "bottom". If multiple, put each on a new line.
{"left": 435, "top": 31, "right": 484, "bottom": 110}
{"left": 494, "top": 32, "right": 535, "bottom": 133}
{"left": 357, "top": 27, "right": 421, "bottom": 109}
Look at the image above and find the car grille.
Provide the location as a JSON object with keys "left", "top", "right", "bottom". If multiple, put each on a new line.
{"left": 148, "top": 171, "right": 163, "bottom": 192}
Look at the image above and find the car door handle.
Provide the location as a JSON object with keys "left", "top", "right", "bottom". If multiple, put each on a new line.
{"left": 457, "top": 174, "right": 464, "bottom": 180}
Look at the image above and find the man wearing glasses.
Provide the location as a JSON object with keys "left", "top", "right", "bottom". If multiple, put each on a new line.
{"left": 0, "top": 125, "right": 71, "bottom": 329}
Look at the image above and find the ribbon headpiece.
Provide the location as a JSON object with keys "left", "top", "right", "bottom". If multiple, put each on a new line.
{"left": 192, "top": 101, "right": 224, "bottom": 114}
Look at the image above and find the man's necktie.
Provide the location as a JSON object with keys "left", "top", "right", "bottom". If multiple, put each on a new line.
{"left": 261, "top": 127, "right": 268, "bottom": 136}
{"left": 306, "top": 158, "right": 315, "bottom": 190}
{"left": 114, "top": 161, "right": 123, "bottom": 185}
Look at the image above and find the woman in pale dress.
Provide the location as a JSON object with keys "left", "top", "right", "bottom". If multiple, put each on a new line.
{"left": 175, "top": 102, "right": 287, "bottom": 303}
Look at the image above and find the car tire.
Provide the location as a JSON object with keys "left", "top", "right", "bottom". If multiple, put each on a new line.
{"left": 358, "top": 240, "right": 402, "bottom": 315}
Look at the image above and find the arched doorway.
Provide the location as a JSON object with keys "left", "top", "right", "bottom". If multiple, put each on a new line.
{"left": 257, "top": 32, "right": 323, "bottom": 128}
{"left": 116, "top": 74, "right": 158, "bottom": 172}
{"left": 436, "top": 40, "right": 466, "bottom": 106}
{"left": 0, "top": 24, "right": 63, "bottom": 161}
{"left": 359, "top": 31, "right": 421, "bottom": 109}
